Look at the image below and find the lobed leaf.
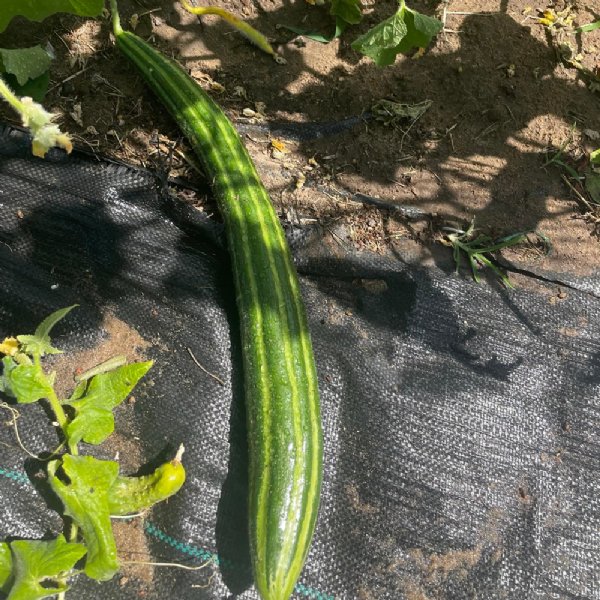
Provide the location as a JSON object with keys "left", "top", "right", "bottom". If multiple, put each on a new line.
{"left": 0, "top": 47, "right": 52, "bottom": 86}
{"left": 351, "top": 8, "right": 408, "bottom": 66}
{"left": 3, "top": 363, "right": 54, "bottom": 404}
{"left": 0, "top": 1, "right": 104, "bottom": 34}
{"left": 64, "top": 361, "right": 153, "bottom": 446}
{"left": 17, "top": 305, "right": 77, "bottom": 357}
{"left": 6, "top": 536, "right": 86, "bottom": 600}
{"left": 330, "top": 0, "right": 362, "bottom": 26}
{"left": 399, "top": 8, "right": 443, "bottom": 52}
{"left": 351, "top": 2, "right": 442, "bottom": 67}
{"left": 47, "top": 455, "right": 119, "bottom": 581}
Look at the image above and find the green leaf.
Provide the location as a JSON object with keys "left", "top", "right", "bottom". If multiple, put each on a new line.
{"left": 351, "top": 7, "right": 408, "bottom": 66}
{"left": 576, "top": 20, "right": 600, "bottom": 33}
{"left": 330, "top": 0, "right": 362, "bottom": 25}
{"left": 0, "top": 47, "right": 52, "bottom": 86}
{"left": 17, "top": 305, "right": 77, "bottom": 357}
{"left": 397, "top": 8, "right": 443, "bottom": 52}
{"left": 65, "top": 361, "right": 153, "bottom": 446}
{"left": 351, "top": 2, "right": 442, "bottom": 66}
{"left": 281, "top": 17, "right": 348, "bottom": 43}
{"left": 591, "top": 148, "right": 600, "bottom": 165}
{"left": 585, "top": 171, "right": 600, "bottom": 204}
{"left": 66, "top": 406, "right": 115, "bottom": 446}
{"left": 2, "top": 72, "right": 50, "bottom": 102}
{"left": 33, "top": 305, "right": 77, "bottom": 347}
{"left": 5, "top": 363, "right": 54, "bottom": 404}
{"left": 48, "top": 455, "right": 119, "bottom": 582}
{"left": 0, "top": 1, "right": 104, "bottom": 33}
{"left": 6, "top": 536, "right": 86, "bottom": 600}
{"left": 0, "top": 356, "right": 18, "bottom": 395}
{"left": 0, "top": 542, "right": 11, "bottom": 592}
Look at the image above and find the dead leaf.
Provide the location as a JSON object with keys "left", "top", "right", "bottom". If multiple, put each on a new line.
{"left": 70, "top": 103, "right": 84, "bottom": 127}
{"left": 271, "top": 138, "right": 289, "bottom": 153}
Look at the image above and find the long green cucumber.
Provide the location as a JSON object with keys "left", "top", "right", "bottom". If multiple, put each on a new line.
{"left": 109, "top": 3, "right": 323, "bottom": 599}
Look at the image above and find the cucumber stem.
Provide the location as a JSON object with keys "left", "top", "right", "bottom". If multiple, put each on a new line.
{"left": 33, "top": 354, "right": 72, "bottom": 447}
{"left": 174, "top": 443, "right": 185, "bottom": 464}
{"left": 109, "top": 0, "right": 123, "bottom": 36}
{"left": 0, "top": 75, "right": 26, "bottom": 113}
{"left": 179, "top": 0, "right": 286, "bottom": 63}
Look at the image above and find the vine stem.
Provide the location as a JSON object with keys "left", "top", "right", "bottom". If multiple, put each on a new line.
{"left": 0, "top": 75, "right": 26, "bottom": 114}
{"left": 34, "top": 354, "right": 74, "bottom": 450}
{"left": 35, "top": 353, "right": 80, "bottom": 600}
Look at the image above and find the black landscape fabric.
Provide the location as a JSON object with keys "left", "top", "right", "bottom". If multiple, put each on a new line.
{"left": 1, "top": 125, "right": 600, "bottom": 600}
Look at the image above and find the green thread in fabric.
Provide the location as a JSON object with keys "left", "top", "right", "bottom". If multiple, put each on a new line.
{"left": 144, "top": 521, "right": 334, "bottom": 599}
{"left": 0, "top": 466, "right": 30, "bottom": 485}
{"left": 296, "top": 582, "right": 336, "bottom": 600}
{"left": 143, "top": 521, "right": 216, "bottom": 563}
{"left": 0, "top": 467, "right": 334, "bottom": 599}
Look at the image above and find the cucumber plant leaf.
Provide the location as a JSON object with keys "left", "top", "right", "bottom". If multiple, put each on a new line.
{"left": 64, "top": 361, "right": 153, "bottom": 446}
{"left": 0, "top": 46, "right": 53, "bottom": 101}
{"left": 3, "top": 363, "right": 54, "bottom": 404}
{"left": 0, "top": 542, "right": 11, "bottom": 592}
{"left": 0, "top": 356, "right": 18, "bottom": 395}
{"left": 281, "top": 17, "right": 348, "bottom": 43}
{"left": 576, "top": 20, "right": 600, "bottom": 33}
{"left": 6, "top": 536, "right": 86, "bottom": 600}
{"left": 351, "top": 12, "right": 408, "bottom": 67}
{"left": 48, "top": 455, "right": 119, "bottom": 582}
{"left": 2, "top": 72, "right": 51, "bottom": 103}
{"left": 0, "top": 47, "right": 52, "bottom": 86}
{"left": 585, "top": 172, "right": 600, "bottom": 204}
{"left": 17, "top": 305, "right": 77, "bottom": 357}
{"left": 351, "top": 0, "right": 442, "bottom": 66}
{"left": 0, "top": 1, "right": 104, "bottom": 33}
{"left": 330, "top": 0, "right": 362, "bottom": 25}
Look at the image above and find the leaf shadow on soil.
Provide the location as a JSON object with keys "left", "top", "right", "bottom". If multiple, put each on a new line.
{"left": 146, "top": 0, "right": 600, "bottom": 266}
{"left": 2, "top": 0, "right": 599, "bottom": 258}
{"left": 8, "top": 0, "right": 593, "bottom": 271}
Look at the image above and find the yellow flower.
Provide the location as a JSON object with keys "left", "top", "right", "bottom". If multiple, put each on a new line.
{"left": 20, "top": 97, "right": 73, "bottom": 158}
{"left": 0, "top": 337, "right": 18, "bottom": 356}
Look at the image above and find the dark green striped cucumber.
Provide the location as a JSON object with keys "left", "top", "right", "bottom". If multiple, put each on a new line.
{"left": 109, "top": 3, "right": 323, "bottom": 599}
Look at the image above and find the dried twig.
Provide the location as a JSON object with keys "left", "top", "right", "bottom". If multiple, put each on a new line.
{"left": 186, "top": 347, "right": 225, "bottom": 386}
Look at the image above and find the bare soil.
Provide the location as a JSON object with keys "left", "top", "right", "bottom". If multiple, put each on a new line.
{"left": 1, "top": 0, "right": 599, "bottom": 279}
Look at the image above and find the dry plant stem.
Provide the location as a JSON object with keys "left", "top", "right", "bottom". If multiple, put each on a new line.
{"left": 0, "top": 402, "right": 65, "bottom": 460}
{"left": 561, "top": 174, "right": 596, "bottom": 212}
{"left": 121, "top": 557, "right": 213, "bottom": 570}
{"left": 186, "top": 347, "right": 225, "bottom": 386}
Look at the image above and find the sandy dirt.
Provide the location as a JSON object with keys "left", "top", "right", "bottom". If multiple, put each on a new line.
{"left": 0, "top": 0, "right": 599, "bottom": 282}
